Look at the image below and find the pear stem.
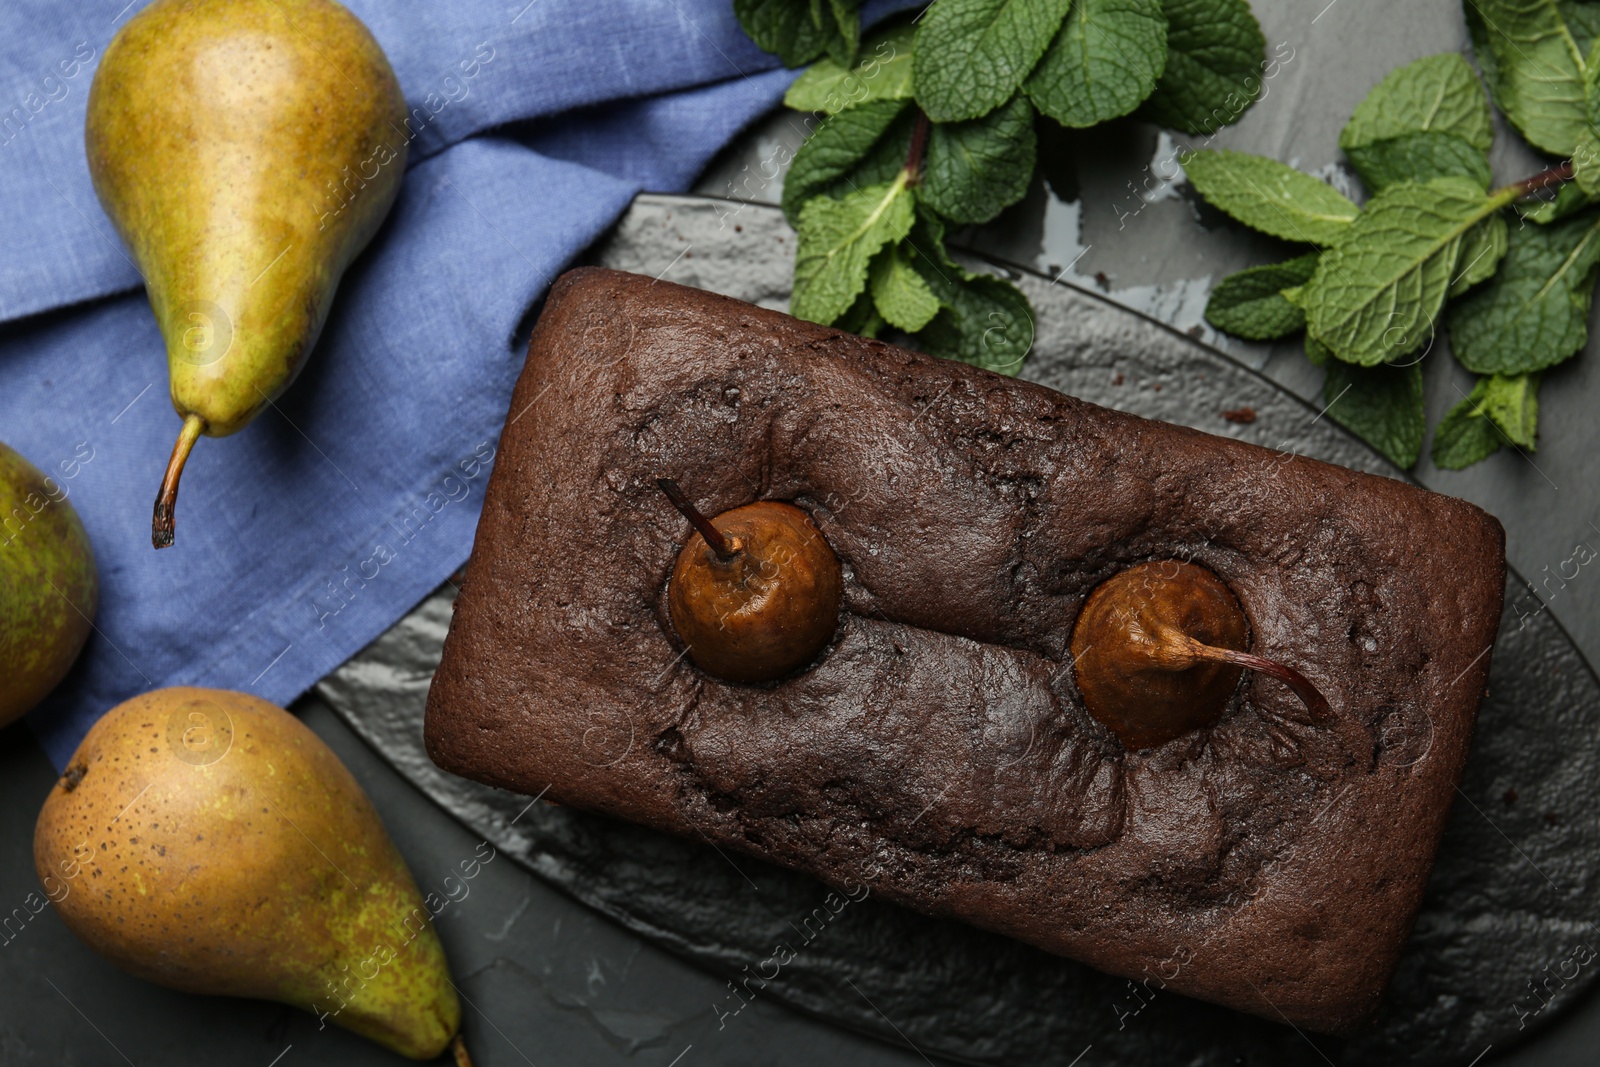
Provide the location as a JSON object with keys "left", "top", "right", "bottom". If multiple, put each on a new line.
{"left": 152, "top": 413, "right": 205, "bottom": 550}
{"left": 1150, "top": 624, "right": 1372, "bottom": 766}
{"left": 451, "top": 1033, "right": 474, "bottom": 1067}
{"left": 1150, "top": 623, "right": 1331, "bottom": 723}
{"left": 656, "top": 478, "right": 736, "bottom": 561}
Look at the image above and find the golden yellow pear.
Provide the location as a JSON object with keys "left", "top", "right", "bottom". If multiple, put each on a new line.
{"left": 35, "top": 688, "right": 462, "bottom": 1060}
{"left": 84, "top": 0, "right": 408, "bottom": 547}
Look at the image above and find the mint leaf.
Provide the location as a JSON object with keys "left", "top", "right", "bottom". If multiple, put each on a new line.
{"left": 1562, "top": 0, "right": 1600, "bottom": 55}
{"left": 1448, "top": 209, "right": 1600, "bottom": 374}
{"left": 1465, "top": 0, "right": 1588, "bottom": 154}
{"left": 913, "top": 0, "right": 1075, "bottom": 123}
{"left": 1338, "top": 54, "right": 1493, "bottom": 192}
{"left": 786, "top": 22, "right": 914, "bottom": 113}
{"left": 916, "top": 272, "right": 1036, "bottom": 373}
{"left": 1483, "top": 371, "right": 1540, "bottom": 447}
{"left": 735, "top": 0, "right": 835, "bottom": 67}
{"left": 870, "top": 243, "right": 942, "bottom": 330}
{"left": 1432, "top": 379, "right": 1504, "bottom": 468}
{"left": 824, "top": 0, "right": 862, "bottom": 67}
{"left": 1182, "top": 149, "right": 1360, "bottom": 246}
{"left": 1344, "top": 132, "right": 1493, "bottom": 192}
{"left": 1450, "top": 213, "right": 1508, "bottom": 296}
{"left": 1519, "top": 180, "right": 1598, "bottom": 223}
{"left": 1303, "top": 177, "right": 1504, "bottom": 365}
{"left": 902, "top": 211, "right": 1034, "bottom": 373}
{"left": 1204, "top": 253, "right": 1319, "bottom": 340}
{"left": 1303, "top": 330, "right": 1333, "bottom": 366}
{"left": 792, "top": 175, "right": 916, "bottom": 324}
{"left": 921, "top": 94, "right": 1038, "bottom": 224}
{"left": 1432, "top": 372, "right": 1540, "bottom": 467}
{"left": 1464, "top": 0, "right": 1502, "bottom": 91}
{"left": 836, "top": 287, "right": 887, "bottom": 338}
{"left": 1576, "top": 55, "right": 1600, "bottom": 195}
{"left": 1025, "top": 0, "right": 1169, "bottom": 128}
{"left": 1321, "top": 358, "right": 1426, "bottom": 469}
{"left": 1576, "top": 128, "right": 1600, "bottom": 196}
{"left": 782, "top": 99, "right": 912, "bottom": 223}
{"left": 1342, "top": 54, "right": 1494, "bottom": 154}
{"left": 1140, "top": 0, "right": 1266, "bottom": 135}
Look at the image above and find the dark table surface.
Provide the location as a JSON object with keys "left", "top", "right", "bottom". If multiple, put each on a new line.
{"left": 6, "top": 0, "right": 1600, "bottom": 1063}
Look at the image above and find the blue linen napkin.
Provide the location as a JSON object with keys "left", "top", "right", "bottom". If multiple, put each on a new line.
{"left": 0, "top": 0, "right": 849, "bottom": 769}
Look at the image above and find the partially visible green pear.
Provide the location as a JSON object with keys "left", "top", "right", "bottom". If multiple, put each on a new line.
{"left": 85, "top": 0, "right": 409, "bottom": 548}
{"left": 35, "top": 687, "right": 461, "bottom": 1060}
{"left": 0, "top": 441, "right": 97, "bottom": 726}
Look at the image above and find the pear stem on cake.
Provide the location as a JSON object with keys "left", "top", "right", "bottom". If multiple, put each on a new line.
{"left": 1144, "top": 618, "right": 1371, "bottom": 763}
{"left": 152, "top": 412, "right": 206, "bottom": 550}
{"left": 656, "top": 478, "right": 737, "bottom": 561}
{"left": 1147, "top": 622, "right": 1331, "bottom": 722}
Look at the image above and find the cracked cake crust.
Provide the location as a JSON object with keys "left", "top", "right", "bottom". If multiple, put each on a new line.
{"left": 423, "top": 267, "right": 1506, "bottom": 1034}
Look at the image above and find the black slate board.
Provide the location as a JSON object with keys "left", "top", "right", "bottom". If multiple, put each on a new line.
{"left": 317, "top": 195, "right": 1600, "bottom": 1066}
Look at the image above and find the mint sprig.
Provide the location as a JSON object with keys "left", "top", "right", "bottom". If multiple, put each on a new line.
{"left": 1200, "top": 11, "right": 1600, "bottom": 469}
{"left": 737, "top": 0, "right": 1268, "bottom": 376}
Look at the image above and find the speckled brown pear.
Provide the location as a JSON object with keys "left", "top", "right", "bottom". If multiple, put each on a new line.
{"left": 0, "top": 441, "right": 98, "bottom": 725}
{"left": 84, "top": 0, "right": 409, "bottom": 548}
{"left": 34, "top": 688, "right": 464, "bottom": 1061}
{"left": 1071, "top": 560, "right": 1333, "bottom": 750}
{"left": 659, "top": 479, "right": 843, "bottom": 683}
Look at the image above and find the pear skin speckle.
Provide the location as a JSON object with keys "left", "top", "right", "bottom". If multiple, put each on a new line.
{"left": 0, "top": 441, "right": 97, "bottom": 726}
{"left": 87, "top": 0, "right": 409, "bottom": 439}
{"left": 35, "top": 687, "right": 460, "bottom": 1059}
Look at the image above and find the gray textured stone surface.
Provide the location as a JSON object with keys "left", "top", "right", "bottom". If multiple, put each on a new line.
{"left": 319, "top": 195, "right": 1600, "bottom": 1066}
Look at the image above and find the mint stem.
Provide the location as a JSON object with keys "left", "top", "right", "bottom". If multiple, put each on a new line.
{"left": 1513, "top": 161, "right": 1574, "bottom": 196}
{"left": 904, "top": 108, "right": 930, "bottom": 186}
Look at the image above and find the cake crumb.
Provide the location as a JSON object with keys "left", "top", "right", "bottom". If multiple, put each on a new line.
{"left": 1222, "top": 407, "right": 1257, "bottom": 424}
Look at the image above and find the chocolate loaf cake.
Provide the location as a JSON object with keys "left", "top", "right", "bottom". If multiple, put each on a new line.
{"left": 424, "top": 267, "right": 1505, "bottom": 1033}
